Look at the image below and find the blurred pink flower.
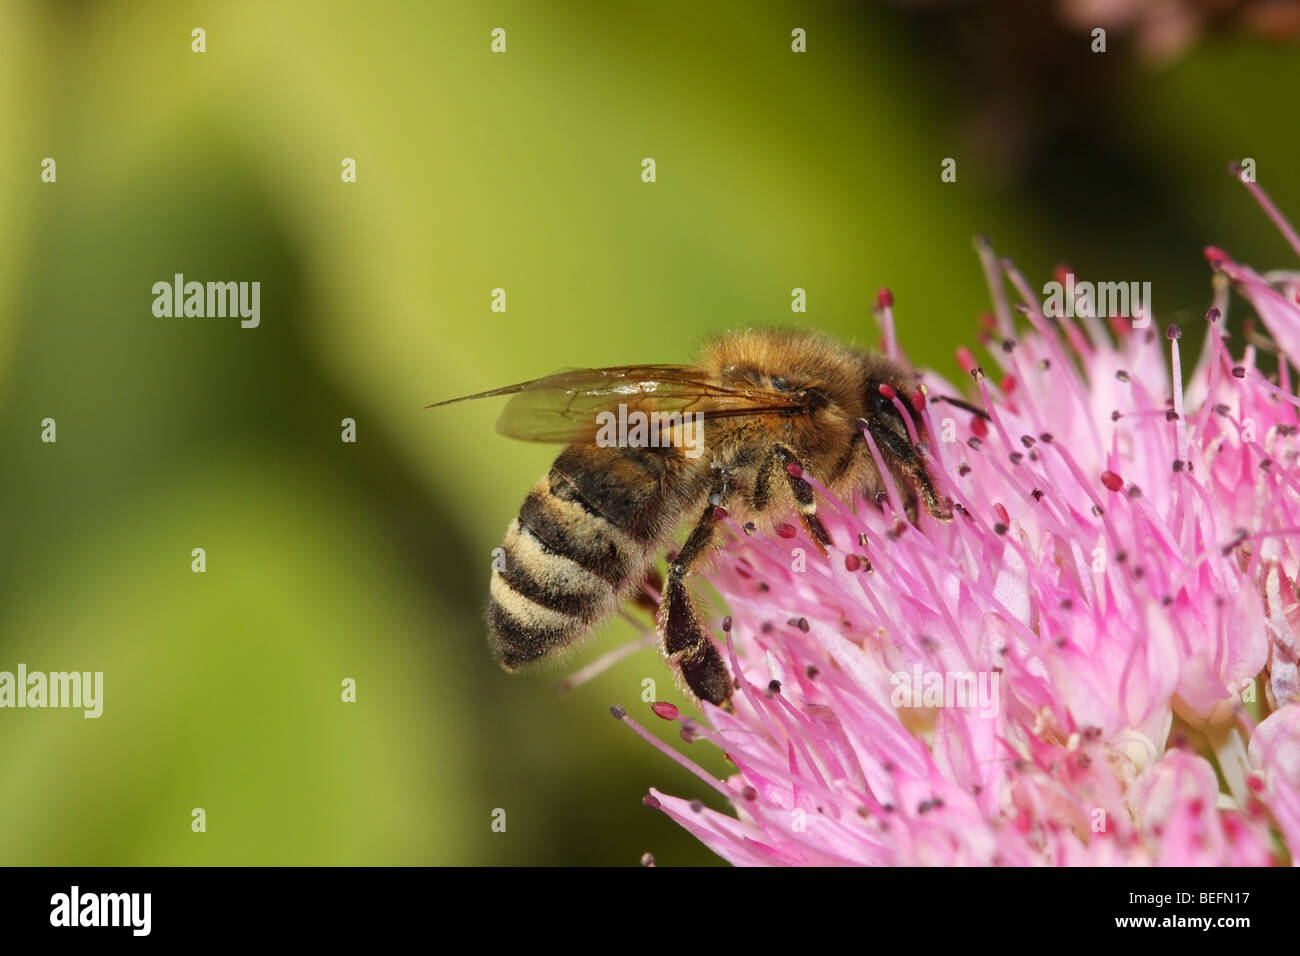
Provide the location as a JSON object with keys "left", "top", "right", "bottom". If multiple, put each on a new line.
{"left": 624, "top": 172, "right": 1300, "bottom": 866}
{"left": 1059, "top": 0, "right": 1300, "bottom": 62}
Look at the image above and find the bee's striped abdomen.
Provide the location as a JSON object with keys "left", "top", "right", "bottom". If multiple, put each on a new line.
{"left": 487, "top": 445, "right": 677, "bottom": 670}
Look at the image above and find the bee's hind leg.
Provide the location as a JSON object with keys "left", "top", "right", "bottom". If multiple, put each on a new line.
{"left": 659, "top": 473, "right": 734, "bottom": 710}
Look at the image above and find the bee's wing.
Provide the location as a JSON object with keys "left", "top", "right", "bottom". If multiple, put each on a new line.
{"left": 427, "top": 364, "right": 807, "bottom": 444}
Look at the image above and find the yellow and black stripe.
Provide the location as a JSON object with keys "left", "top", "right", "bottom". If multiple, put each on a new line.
{"left": 487, "top": 444, "right": 676, "bottom": 669}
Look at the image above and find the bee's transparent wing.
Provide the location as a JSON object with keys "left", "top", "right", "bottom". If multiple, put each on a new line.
{"left": 428, "top": 364, "right": 807, "bottom": 444}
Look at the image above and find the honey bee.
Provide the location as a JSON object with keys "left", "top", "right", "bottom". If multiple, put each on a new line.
{"left": 430, "top": 328, "right": 955, "bottom": 709}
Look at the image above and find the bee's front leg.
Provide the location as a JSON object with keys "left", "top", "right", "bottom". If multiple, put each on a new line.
{"left": 858, "top": 417, "right": 952, "bottom": 522}
{"left": 752, "top": 444, "right": 833, "bottom": 553}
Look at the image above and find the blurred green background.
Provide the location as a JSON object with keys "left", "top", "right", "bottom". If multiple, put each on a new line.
{"left": 0, "top": 0, "right": 1297, "bottom": 865}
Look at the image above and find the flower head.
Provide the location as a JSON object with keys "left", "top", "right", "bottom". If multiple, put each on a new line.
{"left": 624, "top": 174, "right": 1300, "bottom": 866}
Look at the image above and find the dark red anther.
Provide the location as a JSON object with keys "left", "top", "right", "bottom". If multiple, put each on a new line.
{"left": 643, "top": 794, "right": 661, "bottom": 809}
{"left": 910, "top": 389, "right": 926, "bottom": 412}
{"left": 1101, "top": 471, "right": 1124, "bottom": 492}
{"left": 651, "top": 701, "right": 679, "bottom": 721}
{"left": 775, "top": 522, "right": 797, "bottom": 539}
{"left": 971, "top": 416, "right": 989, "bottom": 439}
{"left": 1000, "top": 374, "right": 1016, "bottom": 395}
{"left": 994, "top": 503, "right": 1009, "bottom": 526}
{"left": 844, "top": 553, "right": 862, "bottom": 572}
{"left": 1204, "top": 245, "right": 1228, "bottom": 267}
{"left": 713, "top": 506, "right": 728, "bottom": 521}
{"left": 876, "top": 287, "right": 894, "bottom": 309}
{"left": 785, "top": 462, "right": 803, "bottom": 478}
{"left": 877, "top": 382, "right": 897, "bottom": 400}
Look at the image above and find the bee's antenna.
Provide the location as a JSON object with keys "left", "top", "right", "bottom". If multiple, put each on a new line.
{"left": 929, "top": 394, "right": 993, "bottom": 421}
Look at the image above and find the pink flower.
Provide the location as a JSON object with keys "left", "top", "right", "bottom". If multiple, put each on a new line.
{"left": 620, "top": 171, "right": 1300, "bottom": 866}
{"left": 1058, "top": 0, "right": 1300, "bottom": 62}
